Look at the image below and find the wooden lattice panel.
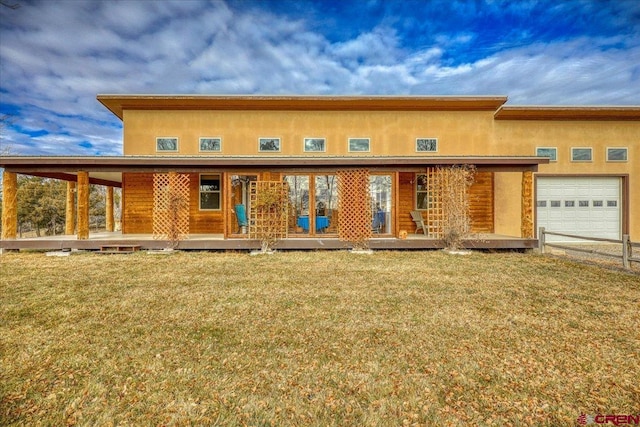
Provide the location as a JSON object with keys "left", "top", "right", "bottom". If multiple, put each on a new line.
{"left": 249, "top": 181, "right": 289, "bottom": 241}
{"left": 337, "top": 169, "right": 372, "bottom": 246}
{"left": 153, "top": 172, "right": 190, "bottom": 242}
{"left": 425, "top": 166, "right": 474, "bottom": 240}
{"left": 423, "top": 168, "right": 444, "bottom": 238}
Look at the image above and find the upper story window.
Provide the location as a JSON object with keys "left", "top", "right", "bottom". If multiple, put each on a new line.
{"left": 200, "top": 174, "right": 221, "bottom": 210}
{"left": 606, "top": 147, "right": 628, "bottom": 162}
{"left": 304, "top": 137, "right": 326, "bottom": 152}
{"left": 156, "top": 137, "right": 178, "bottom": 152}
{"left": 416, "top": 138, "right": 438, "bottom": 152}
{"left": 200, "top": 137, "right": 222, "bottom": 152}
{"left": 536, "top": 147, "right": 557, "bottom": 162}
{"left": 348, "top": 138, "right": 370, "bottom": 153}
{"left": 259, "top": 137, "right": 281, "bottom": 152}
{"left": 571, "top": 147, "right": 592, "bottom": 162}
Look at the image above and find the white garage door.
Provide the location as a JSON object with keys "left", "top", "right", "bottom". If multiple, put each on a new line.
{"left": 536, "top": 177, "right": 621, "bottom": 242}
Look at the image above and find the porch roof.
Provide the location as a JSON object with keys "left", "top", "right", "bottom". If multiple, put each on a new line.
{"left": 97, "top": 95, "right": 509, "bottom": 119}
{"left": 1, "top": 155, "right": 549, "bottom": 186}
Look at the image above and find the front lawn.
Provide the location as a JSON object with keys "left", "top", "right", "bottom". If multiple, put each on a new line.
{"left": 1, "top": 251, "right": 638, "bottom": 426}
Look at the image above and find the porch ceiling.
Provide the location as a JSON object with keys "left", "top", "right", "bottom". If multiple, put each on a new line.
{"left": 98, "top": 94, "right": 509, "bottom": 120}
{"left": 1, "top": 155, "right": 548, "bottom": 178}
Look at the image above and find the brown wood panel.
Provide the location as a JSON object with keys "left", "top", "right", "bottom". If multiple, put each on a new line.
{"left": 122, "top": 173, "right": 154, "bottom": 233}
{"left": 469, "top": 171, "right": 494, "bottom": 233}
{"left": 123, "top": 172, "right": 224, "bottom": 234}
{"left": 397, "top": 171, "right": 494, "bottom": 234}
{"left": 189, "top": 173, "right": 224, "bottom": 234}
{"left": 398, "top": 172, "right": 415, "bottom": 233}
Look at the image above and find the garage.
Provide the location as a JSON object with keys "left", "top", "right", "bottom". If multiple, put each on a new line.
{"left": 536, "top": 176, "right": 621, "bottom": 242}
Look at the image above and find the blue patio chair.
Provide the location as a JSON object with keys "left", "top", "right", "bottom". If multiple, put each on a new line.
{"left": 235, "top": 204, "right": 248, "bottom": 233}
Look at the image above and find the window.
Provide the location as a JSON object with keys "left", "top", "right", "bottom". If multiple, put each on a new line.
{"left": 416, "top": 174, "right": 430, "bottom": 209}
{"left": 156, "top": 137, "right": 178, "bottom": 152}
{"left": 258, "top": 138, "right": 281, "bottom": 152}
{"left": 304, "top": 138, "right": 326, "bottom": 152}
{"left": 571, "top": 147, "right": 592, "bottom": 162}
{"left": 579, "top": 200, "right": 589, "bottom": 207}
{"left": 536, "top": 147, "right": 557, "bottom": 162}
{"left": 550, "top": 201, "right": 561, "bottom": 207}
{"left": 607, "top": 200, "right": 617, "bottom": 207}
{"left": 200, "top": 137, "right": 222, "bottom": 152}
{"left": 607, "top": 147, "right": 628, "bottom": 162}
{"left": 593, "top": 200, "right": 603, "bottom": 207}
{"left": 416, "top": 138, "right": 438, "bottom": 152}
{"left": 200, "top": 174, "right": 221, "bottom": 210}
{"left": 565, "top": 200, "right": 575, "bottom": 207}
{"left": 537, "top": 200, "right": 547, "bottom": 208}
{"left": 348, "top": 138, "right": 370, "bottom": 152}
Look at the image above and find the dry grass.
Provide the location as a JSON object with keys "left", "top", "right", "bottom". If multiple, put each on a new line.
{"left": 1, "top": 250, "right": 639, "bottom": 426}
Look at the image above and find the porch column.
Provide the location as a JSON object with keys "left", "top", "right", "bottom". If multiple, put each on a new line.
{"left": 521, "top": 170, "right": 534, "bottom": 239}
{"left": 1, "top": 171, "right": 18, "bottom": 240}
{"left": 65, "top": 181, "right": 76, "bottom": 235}
{"left": 105, "top": 186, "right": 114, "bottom": 232}
{"left": 77, "top": 171, "right": 90, "bottom": 240}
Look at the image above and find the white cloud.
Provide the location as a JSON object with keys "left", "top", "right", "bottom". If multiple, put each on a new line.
{"left": 0, "top": 0, "right": 638, "bottom": 155}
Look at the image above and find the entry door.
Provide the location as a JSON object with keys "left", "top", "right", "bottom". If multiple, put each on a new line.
{"left": 536, "top": 176, "right": 621, "bottom": 242}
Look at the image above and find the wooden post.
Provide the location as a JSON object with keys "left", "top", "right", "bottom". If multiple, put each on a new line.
{"left": 77, "top": 171, "right": 89, "bottom": 240}
{"left": 521, "top": 170, "right": 534, "bottom": 239}
{"left": 539, "top": 227, "right": 546, "bottom": 254}
{"left": 622, "top": 234, "right": 630, "bottom": 269}
{"left": 106, "top": 186, "right": 114, "bottom": 232}
{"left": 65, "top": 181, "right": 76, "bottom": 235}
{"left": 1, "top": 171, "right": 18, "bottom": 240}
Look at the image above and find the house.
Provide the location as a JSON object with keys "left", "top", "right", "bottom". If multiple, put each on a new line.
{"left": 1, "top": 95, "right": 638, "bottom": 250}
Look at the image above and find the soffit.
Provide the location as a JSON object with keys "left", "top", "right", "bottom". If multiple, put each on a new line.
{"left": 495, "top": 106, "right": 640, "bottom": 121}
{"left": 97, "top": 95, "right": 509, "bottom": 120}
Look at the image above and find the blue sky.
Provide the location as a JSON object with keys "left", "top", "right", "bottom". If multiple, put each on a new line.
{"left": 0, "top": 0, "right": 639, "bottom": 156}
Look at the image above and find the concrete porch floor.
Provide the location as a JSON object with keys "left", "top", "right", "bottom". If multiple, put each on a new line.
{"left": 1, "top": 231, "right": 538, "bottom": 251}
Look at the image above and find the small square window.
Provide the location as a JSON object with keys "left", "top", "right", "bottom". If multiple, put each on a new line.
{"left": 156, "top": 137, "right": 178, "bottom": 152}
{"left": 537, "top": 200, "right": 547, "bottom": 208}
{"left": 259, "top": 138, "right": 281, "bottom": 152}
{"left": 348, "top": 138, "right": 370, "bottom": 152}
{"left": 565, "top": 200, "right": 575, "bottom": 207}
{"left": 579, "top": 200, "right": 589, "bottom": 207}
{"left": 607, "top": 200, "right": 617, "bottom": 207}
{"left": 571, "top": 147, "right": 592, "bottom": 162}
{"left": 304, "top": 138, "right": 326, "bottom": 152}
{"left": 199, "top": 137, "right": 222, "bottom": 152}
{"left": 606, "top": 147, "right": 628, "bottom": 162}
{"left": 536, "top": 147, "right": 557, "bottom": 161}
{"left": 593, "top": 200, "right": 603, "bottom": 207}
{"left": 416, "top": 138, "right": 438, "bottom": 152}
{"left": 550, "top": 200, "right": 561, "bottom": 207}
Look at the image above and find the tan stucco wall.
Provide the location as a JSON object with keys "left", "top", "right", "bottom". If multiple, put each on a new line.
{"left": 494, "top": 120, "right": 639, "bottom": 238}
{"left": 123, "top": 110, "right": 497, "bottom": 156}
{"left": 121, "top": 108, "right": 639, "bottom": 238}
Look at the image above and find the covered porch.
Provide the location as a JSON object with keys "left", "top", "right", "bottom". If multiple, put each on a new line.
{"left": 1, "top": 155, "right": 548, "bottom": 250}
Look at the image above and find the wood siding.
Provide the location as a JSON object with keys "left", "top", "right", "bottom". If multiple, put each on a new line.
{"left": 122, "top": 173, "right": 154, "bottom": 233}
{"left": 397, "top": 171, "right": 494, "bottom": 235}
{"left": 469, "top": 172, "right": 494, "bottom": 233}
{"left": 189, "top": 173, "right": 224, "bottom": 234}
{"left": 398, "top": 172, "right": 416, "bottom": 233}
{"left": 122, "top": 172, "right": 224, "bottom": 234}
